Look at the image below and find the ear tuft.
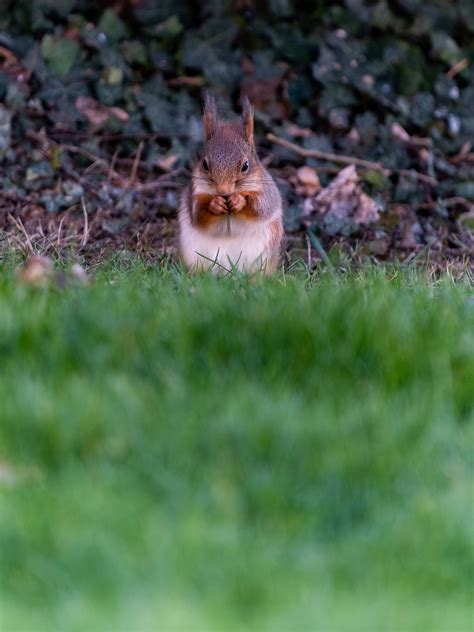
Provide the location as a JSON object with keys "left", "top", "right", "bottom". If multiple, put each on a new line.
{"left": 203, "top": 92, "right": 218, "bottom": 140}
{"left": 241, "top": 95, "right": 254, "bottom": 144}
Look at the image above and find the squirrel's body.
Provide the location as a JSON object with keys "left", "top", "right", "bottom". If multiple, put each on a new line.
{"left": 178, "top": 97, "right": 283, "bottom": 273}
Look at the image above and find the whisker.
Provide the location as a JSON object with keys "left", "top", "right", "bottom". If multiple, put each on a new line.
{"left": 238, "top": 175, "right": 274, "bottom": 181}
{"left": 237, "top": 180, "right": 275, "bottom": 188}
{"left": 192, "top": 176, "right": 214, "bottom": 183}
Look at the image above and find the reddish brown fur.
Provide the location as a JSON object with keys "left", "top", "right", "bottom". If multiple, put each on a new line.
{"left": 193, "top": 194, "right": 225, "bottom": 230}
{"left": 194, "top": 192, "right": 260, "bottom": 227}
{"left": 242, "top": 96, "right": 254, "bottom": 145}
{"left": 234, "top": 193, "right": 261, "bottom": 220}
{"left": 203, "top": 92, "right": 218, "bottom": 140}
{"left": 267, "top": 218, "right": 284, "bottom": 271}
{"left": 268, "top": 217, "right": 283, "bottom": 248}
{"left": 235, "top": 206, "right": 260, "bottom": 221}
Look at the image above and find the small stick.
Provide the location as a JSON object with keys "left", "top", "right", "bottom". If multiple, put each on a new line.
{"left": 168, "top": 76, "right": 204, "bottom": 87}
{"left": 446, "top": 58, "right": 468, "bottom": 79}
{"left": 37, "top": 221, "right": 46, "bottom": 241}
{"left": 450, "top": 152, "right": 474, "bottom": 165}
{"left": 389, "top": 197, "right": 474, "bottom": 211}
{"left": 47, "top": 131, "right": 163, "bottom": 142}
{"left": 136, "top": 180, "right": 181, "bottom": 192}
{"left": 398, "top": 169, "right": 438, "bottom": 187}
{"left": 57, "top": 215, "right": 66, "bottom": 248}
{"left": 8, "top": 213, "right": 34, "bottom": 254}
{"left": 306, "top": 233, "right": 311, "bottom": 268}
{"left": 108, "top": 148, "right": 119, "bottom": 183}
{"left": 129, "top": 141, "right": 145, "bottom": 187}
{"left": 267, "top": 133, "right": 388, "bottom": 173}
{"left": 45, "top": 140, "right": 124, "bottom": 184}
{"left": 266, "top": 133, "right": 438, "bottom": 186}
{"left": 80, "top": 197, "right": 89, "bottom": 249}
{"left": 82, "top": 159, "right": 106, "bottom": 178}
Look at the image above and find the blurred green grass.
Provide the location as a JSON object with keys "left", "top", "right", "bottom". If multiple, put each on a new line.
{"left": 1, "top": 262, "right": 473, "bottom": 631}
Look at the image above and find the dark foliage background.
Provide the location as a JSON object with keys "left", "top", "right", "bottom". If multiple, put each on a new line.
{"left": 0, "top": 0, "right": 473, "bottom": 264}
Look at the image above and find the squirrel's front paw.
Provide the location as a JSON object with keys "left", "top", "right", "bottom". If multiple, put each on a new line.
{"left": 228, "top": 193, "right": 246, "bottom": 214}
{"left": 209, "top": 196, "right": 228, "bottom": 214}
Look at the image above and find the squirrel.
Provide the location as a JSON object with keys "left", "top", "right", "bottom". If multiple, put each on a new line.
{"left": 178, "top": 95, "right": 283, "bottom": 274}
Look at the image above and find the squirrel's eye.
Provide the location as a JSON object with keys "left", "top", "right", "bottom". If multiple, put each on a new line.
{"left": 202, "top": 158, "right": 209, "bottom": 171}
{"left": 241, "top": 160, "right": 249, "bottom": 173}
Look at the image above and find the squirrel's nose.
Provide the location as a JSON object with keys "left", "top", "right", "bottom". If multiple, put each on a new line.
{"left": 216, "top": 184, "right": 234, "bottom": 196}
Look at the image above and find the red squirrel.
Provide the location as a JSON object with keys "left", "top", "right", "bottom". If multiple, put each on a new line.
{"left": 178, "top": 95, "right": 283, "bottom": 273}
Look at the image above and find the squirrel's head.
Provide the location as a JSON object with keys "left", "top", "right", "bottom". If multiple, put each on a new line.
{"left": 194, "top": 94, "right": 259, "bottom": 197}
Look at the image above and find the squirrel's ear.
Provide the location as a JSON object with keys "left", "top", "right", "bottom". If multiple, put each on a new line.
{"left": 203, "top": 93, "right": 218, "bottom": 140}
{"left": 241, "top": 96, "right": 254, "bottom": 144}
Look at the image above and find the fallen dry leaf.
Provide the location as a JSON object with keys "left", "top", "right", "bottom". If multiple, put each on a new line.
{"left": 296, "top": 166, "right": 321, "bottom": 197}
{"left": 71, "top": 263, "right": 89, "bottom": 284}
{"left": 391, "top": 122, "right": 432, "bottom": 149}
{"left": 0, "top": 460, "right": 42, "bottom": 487}
{"left": 157, "top": 154, "right": 179, "bottom": 172}
{"left": 399, "top": 222, "right": 420, "bottom": 249}
{"left": 75, "top": 96, "right": 129, "bottom": 128}
{"left": 16, "top": 257, "right": 90, "bottom": 288}
{"left": 286, "top": 124, "right": 313, "bottom": 138}
{"left": 168, "top": 76, "right": 204, "bottom": 87}
{"left": 0, "top": 44, "right": 30, "bottom": 85}
{"left": 346, "top": 127, "right": 360, "bottom": 143}
{"left": 16, "top": 255, "right": 54, "bottom": 287}
{"left": 366, "top": 238, "right": 389, "bottom": 256}
{"left": 0, "top": 461, "right": 16, "bottom": 485}
{"left": 308, "top": 165, "right": 380, "bottom": 235}
{"left": 391, "top": 122, "right": 411, "bottom": 144}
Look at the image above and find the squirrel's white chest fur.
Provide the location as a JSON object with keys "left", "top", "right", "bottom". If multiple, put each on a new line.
{"left": 179, "top": 213, "right": 274, "bottom": 273}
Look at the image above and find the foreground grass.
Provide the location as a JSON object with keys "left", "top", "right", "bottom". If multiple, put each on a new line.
{"left": 1, "top": 262, "right": 473, "bottom": 631}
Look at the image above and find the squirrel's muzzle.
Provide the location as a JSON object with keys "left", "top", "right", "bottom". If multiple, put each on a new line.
{"left": 215, "top": 183, "right": 234, "bottom": 196}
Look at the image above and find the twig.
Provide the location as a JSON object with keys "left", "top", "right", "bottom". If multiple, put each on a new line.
{"left": 449, "top": 152, "right": 474, "bottom": 165}
{"left": 398, "top": 169, "right": 438, "bottom": 187}
{"left": 306, "top": 228, "right": 333, "bottom": 269}
{"left": 46, "top": 131, "right": 167, "bottom": 143}
{"left": 37, "top": 221, "right": 46, "bottom": 241}
{"left": 0, "top": 44, "right": 18, "bottom": 65}
{"left": 388, "top": 197, "right": 474, "bottom": 211}
{"left": 8, "top": 213, "right": 34, "bottom": 254}
{"left": 57, "top": 215, "right": 66, "bottom": 248}
{"left": 267, "top": 133, "right": 388, "bottom": 173}
{"left": 306, "top": 233, "right": 311, "bottom": 269}
{"left": 402, "top": 238, "right": 436, "bottom": 266}
{"left": 108, "top": 148, "right": 119, "bottom": 183}
{"left": 129, "top": 141, "right": 144, "bottom": 186}
{"left": 60, "top": 143, "right": 123, "bottom": 183}
{"left": 157, "top": 167, "right": 186, "bottom": 181}
{"left": 82, "top": 159, "right": 106, "bottom": 178}
{"left": 136, "top": 180, "right": 181, "bottom": 192}
{"left": 391, "top": 122, "right": 432, "bottom": 149}
{"left": 135, "top": 167, "right": 186, "bottom": 192}
{"left": 80, "top": 197, "right": 89, "bottom": 249}
{"left": 266, "top": 133, "right": 438, "bottom": 186}
{"left": 26, "top": 132, "right": 123, "bottom": 185}
{"left": 446, "top": 58, "right": 468, "bottom": 79}
{"left": 36, "top": 221, "right": 63, "bottom": 260}
{"left": 261, "top": 152, "right": 274, "bottom": 168}
{"left": 115, "top": 157, "right": 153, "bottom": 173}
{"left": 168, "top": 76, "right": 205, "bottom": 87}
